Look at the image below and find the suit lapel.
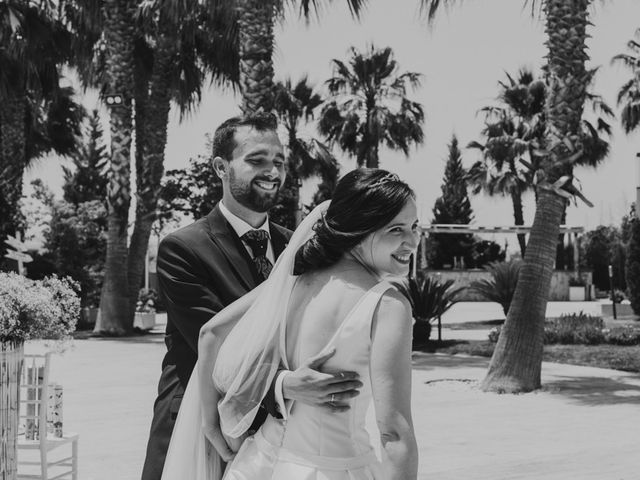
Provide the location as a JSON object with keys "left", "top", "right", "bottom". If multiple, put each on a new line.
{"left": 270, "top": 222, "right": 290, "bottom": 259}
{"left": 206, "top": 205, "right": 257, "bottom": 291}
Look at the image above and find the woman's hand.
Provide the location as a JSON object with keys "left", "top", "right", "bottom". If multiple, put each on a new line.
{"left": 224, "top": 431, "right": 248, "bottom": 454}
{"left": 203, "top": 420, "right": 236, "bottom": 463}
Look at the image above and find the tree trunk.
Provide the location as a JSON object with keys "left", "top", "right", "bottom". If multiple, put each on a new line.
{"left": 236, "top": 0, "right": 275, "bottom": 114}
{"left": 366, "top": 142, "right": 380, "bottom": 169}
{"left": 510, "top": 190, "right": 527, "bottom": 258}
{"left": 0, "top": 96, "right": 27, "bottom": 258}
{"left": 95, "top": 0, "right": 136, "bottom": 335}
{"left": 482, "top": 189, "right": 566, "bottom": 392}
{"left": 127, "top": 44, "right": 173, "bottom": 317}
{"left": 482, "top": 0, "right": 590, "bottom": 393}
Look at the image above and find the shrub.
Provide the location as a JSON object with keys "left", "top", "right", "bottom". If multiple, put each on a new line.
{"left": 488, "top": 326, "right": 501, "bottom": 343}
{"left": 136, "top": 288, "right": 162, "bottom": 313}
{"left": 544, "top": 312, "right": 605, "bottom": 345}
{"left": 581, "top": 225, "right": 626, "bottom": 291}
{"left": 487, "top": 315, "right": 640, "bottom": 349}
{"left": 604, "top": 327, "right": 640, "bottom": 346}
{"left": 488, "top": 312, "right": 609, "bottom": 345}
{"left": 45, "top": 200, "right": 107, "bottom": 307}
{"left": 612, "top": 289, "right": 626, "bottom": 303}
{"left": 397, "top": 275, "right": 463, "bottom": 344}
{"left": 0, "top": 272, "right": 80, "bottom": 342}
{"left": 569, "top": 276, "right": 586, "bottom": 287}
{"left": 469, "top": 259, "right": 522, "bottom": 315}
{"left": 626, "top": 216, "right": 640, "bottom": 314}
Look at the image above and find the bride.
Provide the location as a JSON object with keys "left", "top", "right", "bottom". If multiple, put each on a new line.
{"left": 161, "top": 168, "right": 420, "bottom": 480}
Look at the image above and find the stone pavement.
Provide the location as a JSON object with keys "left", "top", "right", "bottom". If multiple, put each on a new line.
{"left": 23, "top": 309, "right": 640, "bottom": 480}
{"left": 411, "top": 354, "right": 640, "bottom": 480}
{"left": 441, "top": 301, "right": 605, "bottom": 324}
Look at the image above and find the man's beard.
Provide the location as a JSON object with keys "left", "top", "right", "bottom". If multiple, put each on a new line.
{"left": 229, "top": 170, "right": 281, "bottom": 213}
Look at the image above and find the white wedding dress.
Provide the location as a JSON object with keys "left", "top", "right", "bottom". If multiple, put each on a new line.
{"left": 161, "top": 202, "right": 395, "bottom": 480}
{"left": 222, "top": 280, "right": 392, "bottom": 480}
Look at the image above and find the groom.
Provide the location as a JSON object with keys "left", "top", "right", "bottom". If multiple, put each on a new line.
{"left": 141, "top": 112, "right": 362, "bottom": 480}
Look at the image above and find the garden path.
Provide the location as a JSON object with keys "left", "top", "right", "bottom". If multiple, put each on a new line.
{"left": 21, "top": 310, "right": 640, "bottom": 480}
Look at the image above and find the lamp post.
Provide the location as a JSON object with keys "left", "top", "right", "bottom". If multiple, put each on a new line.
{"left": 608, "top": 264, "right": 617, "bottom": 320}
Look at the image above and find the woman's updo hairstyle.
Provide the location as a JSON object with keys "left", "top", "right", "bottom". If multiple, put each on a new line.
{"left": 294, "top": 168, "right": 415, "bottom": 275}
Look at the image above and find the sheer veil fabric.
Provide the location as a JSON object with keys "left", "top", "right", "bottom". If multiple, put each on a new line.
{"left": 160, "top": 201, "right": 330, "bottom": 480}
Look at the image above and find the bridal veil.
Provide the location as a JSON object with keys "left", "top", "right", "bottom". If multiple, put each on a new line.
{"left": 161, "top": 201, "right": 330, "bottom": 480}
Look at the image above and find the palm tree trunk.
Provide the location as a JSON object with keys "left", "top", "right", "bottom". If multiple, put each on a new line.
{"left": 362, "top": 104, "right": 380, "bottom": 168}
{"left": 482, "top": 189, "right": 566, "bottom": 392}
{"left": 366, "top": 143, "right": 380, "bottom": 169}
{"left": 95, "top": 0, "right": 136, "bottom": 335}
{"left": 0, "top": 95, "right": 26, "bottom": 258}
{"left": 482, "top": 0, "right": 590, "bottom": 393}
{"left": 128, "top": 45, "right": 172, "bottom": 317}
{"left": 510, "top": 191, "right": 527, "bottom": 258}
{"left": 236, "top": 0, "right": 275, "bottom": 113}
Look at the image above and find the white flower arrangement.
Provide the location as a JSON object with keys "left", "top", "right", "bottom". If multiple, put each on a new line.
{"left": 0, "top": 272, "right": 80, "bottom": 343}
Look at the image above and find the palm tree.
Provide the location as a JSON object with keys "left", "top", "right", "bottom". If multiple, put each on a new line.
{"left": 612, "top": 29, "right": 640, "bottom": 134}
{"left": 470, "top": 68, "right": 560, "bottom": 260}
{"left": 612, "top": 30, "right": 640, "bottom": 316}
{"left": 467, "top": 111, "right": 536, "bottom": 259}
{"left": 126, "top": 1, "right": 239, "bottom": 322}
{"left": 273, "top": 77, "right": 339, "bottom": 226}
{"left": 232, "top": 0, "right": 368, "bottom": 114}
{"left": 0, "top": 1, "right": 81, "bottom": 258}
{"left": 468, "top": 67, "right": 612, "bottom": 261}
{"left": 88, "top": 0, "right": 137, "bottom": 335}
{"left": 422, "top": 0, "right": 597, "bottom": 392}
{"left": 63, "top": 0, "right": 240, "bottom": 333}
{"left": 318, "top": 45, "right": 425, "bottom": 168}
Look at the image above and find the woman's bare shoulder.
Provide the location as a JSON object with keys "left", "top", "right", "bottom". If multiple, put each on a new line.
{"left": 375, "top": 287, "right": 412, "bottom": 323}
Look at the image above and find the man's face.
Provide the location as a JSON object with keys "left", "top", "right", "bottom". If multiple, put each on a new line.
{"left": 226, "top": 127, "right": 286, "bottom": 213}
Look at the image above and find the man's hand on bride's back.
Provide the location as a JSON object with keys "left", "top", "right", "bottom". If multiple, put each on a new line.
{"left": 282, "top": 348, "right": 362, "bottom": 412}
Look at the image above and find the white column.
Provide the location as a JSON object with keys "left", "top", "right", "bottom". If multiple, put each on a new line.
{"left": 573, "top": 233, "right": 580, "bottom": 273}
{"left": 144, "top": 249, "right": 149, "bottom": 290}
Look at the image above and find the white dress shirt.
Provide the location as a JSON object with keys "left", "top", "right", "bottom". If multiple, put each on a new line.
{"left": 218, "top": 201, "right": 275, "bottom": 264}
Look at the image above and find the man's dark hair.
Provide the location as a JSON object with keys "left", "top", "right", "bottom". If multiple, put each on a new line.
{"left": 211, "top": 112, "right": 278, "bottom": 161}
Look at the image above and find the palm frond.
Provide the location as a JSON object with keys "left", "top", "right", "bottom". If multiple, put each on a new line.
{"left": 469, "top": 260, "right": 522, "bottom": 315}
{"left": 404, "top": 275, "right": 464, "bottom": 321}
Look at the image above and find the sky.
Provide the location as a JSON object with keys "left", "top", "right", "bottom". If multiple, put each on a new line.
{"left": 25, "top": 0, "right": 640, "bottom": 250}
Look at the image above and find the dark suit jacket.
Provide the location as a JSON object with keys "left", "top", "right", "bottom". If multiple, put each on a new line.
{"left": 141, "top": 205, "right": 291, "bottom": 480}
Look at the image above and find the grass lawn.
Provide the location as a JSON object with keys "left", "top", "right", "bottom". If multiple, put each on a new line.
{"left": 416, "top": 340, "right": 640, "bottom": 373}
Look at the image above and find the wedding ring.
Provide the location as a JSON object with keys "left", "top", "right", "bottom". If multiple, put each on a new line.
{"left": 331, "top": 394, "right": 335, "bottom": 403}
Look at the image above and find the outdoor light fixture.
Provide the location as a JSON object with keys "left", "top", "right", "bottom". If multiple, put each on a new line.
{"left": 105, "top": 93, "right": 125, "bottom": 107}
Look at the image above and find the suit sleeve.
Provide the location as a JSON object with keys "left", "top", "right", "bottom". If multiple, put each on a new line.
{"left": 157, "top": 234, "right": 225, "bottom": 353}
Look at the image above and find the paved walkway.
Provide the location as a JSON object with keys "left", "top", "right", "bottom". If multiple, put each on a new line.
{"left": 441, "top": 300, "right": 607, "bottom": 324}
{"left": 22, "top": 310, "right": 640, "bottom": 480}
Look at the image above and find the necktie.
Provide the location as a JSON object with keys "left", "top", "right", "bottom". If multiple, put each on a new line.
{"left": 242, "top": 230, "right": 273, "bottom": 281}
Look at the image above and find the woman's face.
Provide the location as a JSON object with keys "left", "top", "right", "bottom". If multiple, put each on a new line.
{"left": 354, "top": 198, "right": 421, "bottom": 277}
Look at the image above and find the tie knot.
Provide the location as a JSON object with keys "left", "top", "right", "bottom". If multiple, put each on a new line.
{"left": 242, "top": 230, "right": 269, "bottom": 257}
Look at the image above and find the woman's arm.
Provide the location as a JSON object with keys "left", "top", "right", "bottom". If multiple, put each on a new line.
{"left": 197, "top": 284, "right": 264, "bottom": 461}
{"left": 370, "top": 290, "right": 418, "bottom": 480}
